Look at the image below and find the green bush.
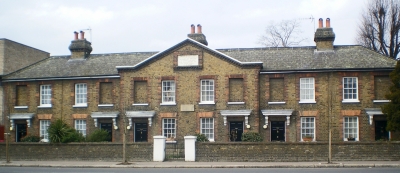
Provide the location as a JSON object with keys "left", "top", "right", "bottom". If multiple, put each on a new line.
{"left": 196, "top": 133, "right": 209, "bottom": 142}
{"left": 20, "top": 135, "right": 41, "bottom": 142}
{"left": 62, "top": 128, "right": 85, "bottom": 143}
{"left": 86, "top": 129, "right": 111, "bottom": 142}
{"left": 241, "top": 132, "right": 263, "bottom": 142}
{"left": 48, "top": 119, "right": 85, "bottom": 143}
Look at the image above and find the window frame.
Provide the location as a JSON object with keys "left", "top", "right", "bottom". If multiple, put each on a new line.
{"left": 299, "top": 78, "right": 315, "bottom": 103}
{"left": 39, "top": 85, "right": 52, "bottom": 107}
{"left": 200, "top": 118, "right": 214, "bottom": 141}
{"left": 342, "top": 77, "right": 359, "bottom": 102}
{"left": 40, "top": 120, "right": 50, "bottom": 141}
{"left": 74, "top": 83, "right": 87, "bottom": 107}
{"left": 343, "top": 117, "right": 359, "bottom": 141}
{"left": 75, "top": 119, "right": 87, "bottom": 137}
{"left": 300, "top": 117, "right": 315, "bottom": 141}
{"left": 200, "top": 79, "right": 215, "bottom": 104}
{"left": 162, "top": 118, "right": 176, "bottom": 139}
{"left": 161, "top": 80, "right": 176, "bottom": 105}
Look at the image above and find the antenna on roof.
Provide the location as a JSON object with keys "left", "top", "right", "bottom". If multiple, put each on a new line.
{"left": 80, "top": 27, "right": 92, "bottom": 43}
{"left": 298, "top": 15, "right": 315, "bottom": 31}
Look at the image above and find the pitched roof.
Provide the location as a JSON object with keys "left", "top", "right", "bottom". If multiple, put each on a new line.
{"left": 116, "top": 38, "right": 263, "bottom": 70}
{"left": 217, "top": 45, "right": 396, "bottom": 72}
{"left": 3, "top": 52, "right": 157, "bottom": 81}
{"left": 3, "top": 40, "right": 396, "bottom": 81}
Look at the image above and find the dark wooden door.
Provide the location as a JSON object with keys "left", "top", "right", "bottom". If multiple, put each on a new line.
{"left": 135, "top": 123, "right": 148, "bottom": 142}
{"left": 16, "top": 124, "right": 27, "bottom": 142}
{"left": 100, "top": 123, "right": 112, "bottom": 142}
{"left": 271, "top": 121, "right": 285, "bottom": 141}
{"left": 229, "top": 121, "right": 243, "bottom": 142}
{"left": 375, "top": 121, "right": 389, "bottom": 141}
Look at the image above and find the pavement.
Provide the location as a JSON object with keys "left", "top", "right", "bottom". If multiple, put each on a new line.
{"left": 0, "top": 160, "right": 400, "bottom": 168}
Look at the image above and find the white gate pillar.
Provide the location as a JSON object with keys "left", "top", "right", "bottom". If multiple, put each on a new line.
{"left": 153, "top": 136, "right": 166, "bottom": 161}
{"left": 184, "top": 136, "right": 196, "bottom": 161}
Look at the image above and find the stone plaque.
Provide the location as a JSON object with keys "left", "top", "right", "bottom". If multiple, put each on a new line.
{"left": 178, "top": 55, "right": 198, "bottom": 66}
{"left": 181, "top": 104, "right": 194, "bottom": 111}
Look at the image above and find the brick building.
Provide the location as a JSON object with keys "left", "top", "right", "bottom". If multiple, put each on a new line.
{"left": 2, "top": 19, "right": 397, "bottom": 143}
{"left": 0, "top": 39, "right": 49, "bottom": 141}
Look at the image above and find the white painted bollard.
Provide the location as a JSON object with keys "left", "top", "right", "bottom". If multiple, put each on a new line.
{"left": 153, "top": 136, "right": 166, "bottom": 162}
{"left": 184, "top": 136, "right": 196, "bottom": 161}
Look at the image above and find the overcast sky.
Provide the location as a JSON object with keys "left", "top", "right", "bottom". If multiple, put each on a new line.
{"left": 1, "top": 0, "right": 368, "bottom": 56}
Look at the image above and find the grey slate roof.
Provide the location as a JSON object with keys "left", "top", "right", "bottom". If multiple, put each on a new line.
{"left": 4, "top": 52, "right": 157, "bottom": 80}
{"left": 217, "top": 45, "right": 396, "bottom": 72}
{"left": 3, "top": 39, "right": 396, "bottom": 81}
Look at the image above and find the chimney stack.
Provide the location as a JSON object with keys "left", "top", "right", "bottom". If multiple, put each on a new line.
{"left": 314, "top": 18, "right": 335, "bottom": 51}
{"left": 187, "top": 24, "right": 208, "bottom": 46}
{"left": 68, "top": 31, "right": 93, "bottom": 59}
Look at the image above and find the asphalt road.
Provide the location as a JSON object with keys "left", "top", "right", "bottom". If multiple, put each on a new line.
{"left": 1, "top": 167, "right": 400, "bottom": 173}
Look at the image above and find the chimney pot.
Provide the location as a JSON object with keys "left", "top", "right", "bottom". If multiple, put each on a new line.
{"left": 80, "top": 31, "right": 85, "bottom": 40}
{"left": 318, "top": 18, "right": 323, "bottom": 28}
{"left": 74, "top": 31, "right": 78, "bottom": 40}
{"left": 191, "top": 24, "right": 195, "bottom": 34}
{"left": 197, "top": 24, "right": 202, "bottom": 34}
{"left": 326, "top": 18, "right": 331, "bottom": 28}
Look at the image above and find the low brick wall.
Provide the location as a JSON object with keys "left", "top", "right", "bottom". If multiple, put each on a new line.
{"left": 0, "top": 143, "right": 152, "bottom": 161}
{"left": 1, "top": 142, "right": 399, "bottom": 162}
{"left": 196, "top": 142, "right": 400, "bottom": 162}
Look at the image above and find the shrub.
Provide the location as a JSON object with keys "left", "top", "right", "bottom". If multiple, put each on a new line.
{"left": 48, "top": 119, "right": 85, "bottom": 143}
{"left": 196, "top": 133, "right": 209, "bottom": 142}
{"left": 241, "top": 132, "right": 263, "bottom": 142}
{"left": 20, "top": 135, "right": 41, "bottom": 142}
{"left": 62, "top": 128, "right": 85, "bottom": 143}
{"left": 86, "top": 129, "right": 111, "bottom": 142}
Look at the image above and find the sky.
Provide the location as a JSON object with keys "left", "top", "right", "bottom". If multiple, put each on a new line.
{"left": 0, "top": 0, "right": 368, "bottom": 56}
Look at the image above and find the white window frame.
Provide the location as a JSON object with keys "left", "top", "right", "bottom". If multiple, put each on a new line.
{"left": 39, "top": 85, "right": 52, "bottom": 107}
{"left": 343, "top": 117, "right": 358, "bottom": 141}
{"left": 40, "top": 120, "right": 50, "bottom": 142}
{"left": 161, "top": 80, "right": 176, "bottom": 105}
{"left": 343, "top": 77, "right": 359, "bottom": 102}
{"left": 162, "top": 118, "right": 176, "bottom": 140}
{"left": 75, "top": 119, "right": 86, "bottom": 137}
{"left": 200, "top": 79, "right": 215, "bottom": 104}
{"left": 200, "top": 118, "right": 214, "bottom": 141}
{"left": 74, "top": 83, "right": 87, "bottom": 107}
{"left": 301, "top": 117, "right": 315, "bottom": 141}
{"left": 299, "top": 78, "right": 315, "bottom": 103}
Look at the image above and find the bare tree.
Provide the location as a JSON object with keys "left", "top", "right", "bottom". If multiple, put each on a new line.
{"left": 357, "top": 0, "right": 400, "bottom": 59}
{"left": 258, "top": 19, "right": 307, "bottom": 47}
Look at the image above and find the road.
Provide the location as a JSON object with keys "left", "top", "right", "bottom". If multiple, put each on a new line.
{"left": 0, "top": 167, "right": 400, "bottom": 173}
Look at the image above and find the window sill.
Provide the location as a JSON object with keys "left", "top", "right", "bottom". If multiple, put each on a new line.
{"left": 160, "top": 103, "right": 177, "bottom": 106}
{"left": 299, "top": 101, "right": 316, "bottom": 104}
{"left": 373, "top": 100, "right": 390, "bottom": 103}
{"left": 98, "top": 104, "right": 114, "bottom": 107}
{"left": 342, "top": 100, "right": 360, "bottom": 103}
{"left": 268, "top": 102, "right": 286, "bottom": 105}
{"left": 166, "top": 140, "right": 177, "bottom": 144}
{"left": 199, "top": 102, "right": 215, "bottom": 105}
{"left": 73, "top": 104, "right": 87, "bottom": 108}
{"left": 227, "top": 102, "right": 245, "bottom": 105}
{"left": 132, "top": 103, "right": 149, "bottom": 106}
{"left": 14, "top": 106, "right": 28, "bottom": 109}
{"left": 38, "top": 105, "right": 52, "bottom": 108}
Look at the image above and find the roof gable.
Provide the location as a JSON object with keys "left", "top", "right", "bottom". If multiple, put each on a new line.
{"left": 116, "top": 38, "right": 262, "bottom": 70}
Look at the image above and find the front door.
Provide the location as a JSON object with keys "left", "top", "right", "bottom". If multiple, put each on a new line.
{"left": 271, "top": 121, "right": 285, "bottom": 141}
{"left": 135, "top": 123, "right": 148, "bottom": 142}
{"left": 16, "top": 124, "right": 27, "bottom": 142}
{"left": 229, "top": 121, "right": 243, "bottom": 142}
{"left": 375, "top": 121, "right": 389, "bottom": 141}
{"left": 100, "top": 123, "right": 112, "bottom": 142}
